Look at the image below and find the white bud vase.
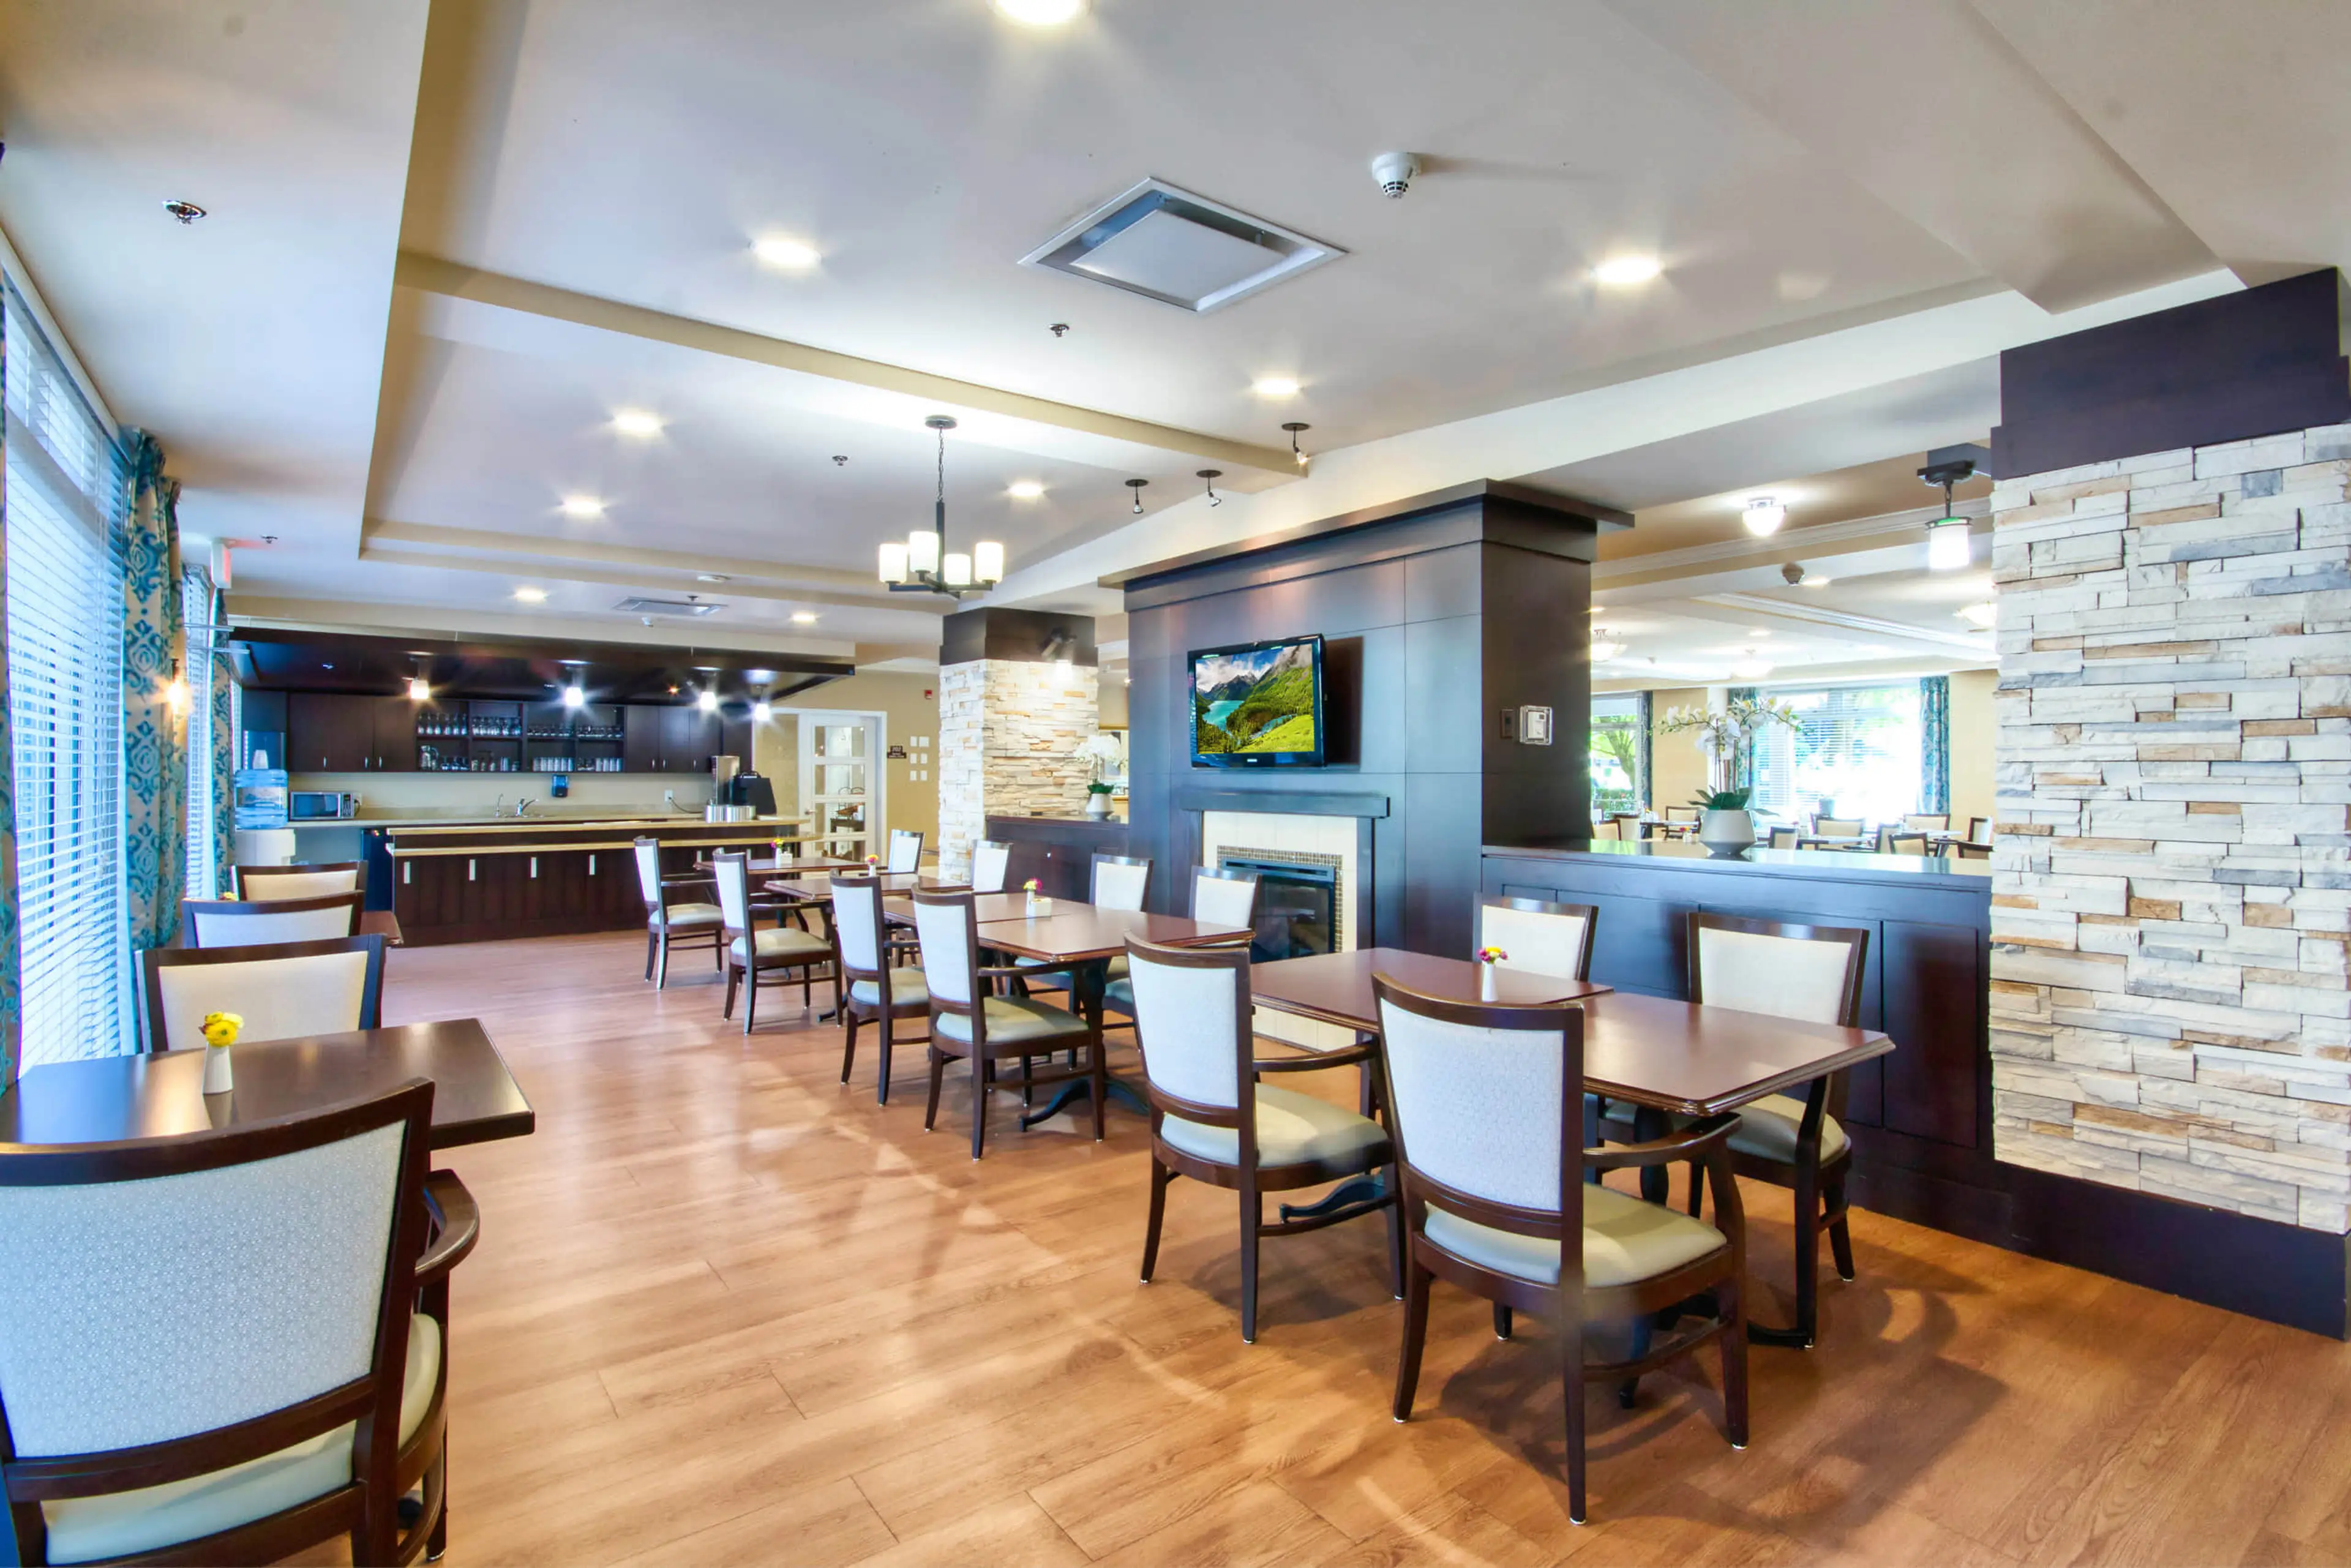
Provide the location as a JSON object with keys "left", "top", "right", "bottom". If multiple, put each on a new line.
{"left": 203, "top": 1045, "right": 234, "bottom": 1095}
{"left": 1479, "top": 965, "right": 1499, "bottom": 1002}
{"left": 1026, "top": 893, "right": 1051, "bottom": 917}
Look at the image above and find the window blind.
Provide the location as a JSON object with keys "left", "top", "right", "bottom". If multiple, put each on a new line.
{"left": 1749, "top": 683, "right": 1922, "bottom": 825}
{"left": 182, "top": 568, "right": 216, "bottom": 901}
{"left": 5, "top": 281, "right": 131, "bottom": 1064}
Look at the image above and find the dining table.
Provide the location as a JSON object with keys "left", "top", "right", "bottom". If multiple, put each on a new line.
{"left": 0, "top": 1019, "right": 535, "bottom": 1151}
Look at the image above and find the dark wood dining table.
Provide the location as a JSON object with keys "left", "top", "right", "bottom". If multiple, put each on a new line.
{"left": 0, "top": 1020, "right": 535, "bottom": 1151}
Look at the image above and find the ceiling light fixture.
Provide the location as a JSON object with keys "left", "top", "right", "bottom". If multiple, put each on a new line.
{"left": 752, "top": 700, "right": 773, "bottom": 722}
{"left": 1743, "top": 496, "right": 1785, "bottom": 536}
{"left": 1957, "top": 601, "right": 1997, "bottom": 629}
{"left": 1731, "top": 651, "right": 1774, "bottom": 680}
{"left": 562, "top": 682, "right": 585, "bottom": 709}
{"left": 163, "top": 200, "right": 207, "bottom": 225}
{"left": 1590, "top": 631, "right": 1625, "bottom": 662}
{"left": 1198, "top": 468, "right": 1223, "bottom": 506}
{"left": 560, "top": 495, "right": 604, "bottom": 519}
{"left": 1283, "top": 422, "right": 1310, "bottom": 468}
{"left": 791, "top": 612, "right": 819, "bottom": 625}
{"left": 407, "top": 676, "right": 431, "bottom": 702}
{"left": 993, "top": 0, "right": 1084, "bottom": 23}
{"left": 752, "top": 235, "right": 820, "bottom": 269}
{"left": 1926, "top": 517, "right": 1972, "bottom": 572}
{"left": 612, "top": 409, "right": 664, "bottom": 437}
{"left": 697, "top": 688, "right": 719, "bottom": 713}
{"left": 1594, "top": 254, "right": 1662, "bottom": 287}
{"left": 1252, "top": 377, "right": 1300, "bottom": 399}
{"left": 1007, "top": 480, "right": 1046, "bottom": 500}
{"left": 878, "top": 416, "right": 1003, "bottom": 599}
{"left": 1802, "top": 575, "right": 1832, "bottom": 589}
{"left": 1126, "top": 478, "right": 1149, "bottom": 514}
{"left": 1919, "top": 444, "right": 1989, "bottom": 573}
{"left": 512, "top": 587, "right": 547, "bottom": 604}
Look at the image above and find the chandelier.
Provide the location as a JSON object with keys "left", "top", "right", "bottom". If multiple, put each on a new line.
{"left": 879, "top": 415, "right": 1004, "bottom": 599}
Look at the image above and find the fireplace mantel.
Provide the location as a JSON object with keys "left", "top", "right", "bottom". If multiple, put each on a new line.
{"left": 1176, "top": 789, "right": 1389, "bottom": 818}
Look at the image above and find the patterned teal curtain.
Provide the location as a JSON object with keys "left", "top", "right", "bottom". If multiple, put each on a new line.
{"left": 1920, "top": 674, "right": 1951, "bottom": 814}
{"left": 207, "top": 577, "right": 234, "bottom": 897}
{"left": 119, "top": 432, "right": 186, "bottom": 951}
{"left": 1635, "top": 690, "right": 1654, "bottom": 810}
{"left": 0, "top": 303, "right": 17, "bottom": 1084}
{"left": 1727, "top": 686, "right": 1759, "bottom": 791}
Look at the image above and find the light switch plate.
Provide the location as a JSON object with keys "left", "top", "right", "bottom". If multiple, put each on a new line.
{"left": 1518, "top": 705, "right": 1554, "bottom": 745}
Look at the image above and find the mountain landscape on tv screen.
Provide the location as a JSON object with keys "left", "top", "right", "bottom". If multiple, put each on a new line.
{"left": 1194, "top": 642, "right": 1316, "bottom": 756}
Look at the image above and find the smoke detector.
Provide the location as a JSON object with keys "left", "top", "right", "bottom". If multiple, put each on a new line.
{"left": 1370, "top": 151, "right": 1418, "bottom": 198}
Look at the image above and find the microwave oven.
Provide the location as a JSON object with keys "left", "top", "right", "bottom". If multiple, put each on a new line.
{"left": 288, "top": 790, "right": 359, "bottom": 821}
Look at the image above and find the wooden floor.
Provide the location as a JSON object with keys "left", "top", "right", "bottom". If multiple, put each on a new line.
{"left": 357, "top": 929, "right": 2351, "bottom": 1567}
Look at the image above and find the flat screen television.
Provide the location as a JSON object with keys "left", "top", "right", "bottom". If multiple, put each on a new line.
{"left": 1189, "top": 634, "right": 1325, "bottom": 768}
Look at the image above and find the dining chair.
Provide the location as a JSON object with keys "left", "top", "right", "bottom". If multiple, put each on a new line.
{"left": 1965, "top": 815, "right": 1993, "bottom": 843}
{"left": 1663, "top": 806, "right": 1701, "bottom": 825}
{"left": 0, "top": 1080, "right": 476, "bottom": 1566}
{"left": 1374, "top": 977, "right": 1746, "bottom": 1526}
{"left": 1685, "top": 910, "right": 1868, "bottom": 1347}
{"left": 140, "top": 936, "right": 389, "bottom": 1054}
{"left": 635, "top": 837, "right": 722, "bottom": 988}
{"left": 1091, "top": 853, "right": 1153, "bottom": 912}
{"left": 1127, "top": 937, "right": 1398, "bottom": 1342}
{"left": 912, "top": 887, "right": 1103, "bottom": 1159}
{"left": 1104, "top": 867, "right": 1261, "bottom": 1019}
{"left": 236, "top": 861, "right": 364, "bottom": 901}
{"left": 1877, "top": 828, "right": 1931, "bottom": 855}
{"left": 182, "top": 892, "right": 363, "bottom": 948}
{"left": 970, "top": 839, "right": 1013, "bottom": 894}
{"left": 1902, "top": 812, "right": 1951, "bottom": 833}
{"left": 1475, "top": 896, "right": 1597, "bottom": 983}
{"left": 1952, "top": 841, "right": 1992, "bottom": 860}
{"left": 887, "top": 828, "right": 925, "bottom": 874}
{"left": 1766, "top": 825, "right": 1800, "bottom": 849}
{"left": 713, "top": 852, "right": 837, "bottom": 1033}
{"left": 831, "top": 872, "right": 928, "bottom": 1103}
{"left": 1811, "top": 816, "right": 1864, "bottom": 839}
{"left": 1590, "top": 817, "right": 1626, "bottom": 841}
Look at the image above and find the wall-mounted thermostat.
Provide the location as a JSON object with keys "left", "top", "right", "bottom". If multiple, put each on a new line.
{"left": 1518, "top": 705, "right": 1554, "bottom": 745}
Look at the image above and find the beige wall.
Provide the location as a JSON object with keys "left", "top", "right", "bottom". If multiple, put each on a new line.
{"left": 1646, "top": 686, "right": 1712, "bottom": 810}
{"left": 1946, "top": 668, "right": 1997, "bottom": 832}
{"left": 751, "top": 670, "right": 941, "bottom": 848}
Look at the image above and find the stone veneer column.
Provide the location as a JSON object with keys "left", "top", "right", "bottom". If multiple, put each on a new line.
{"left": 1990, "top": 421, "right": 2351, "bottom": 1231}
{"left": 935, "top": 657, "right": 1100, "bottom": 881}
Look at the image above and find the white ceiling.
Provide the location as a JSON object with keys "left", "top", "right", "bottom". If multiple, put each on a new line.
{"left": 1, "top": 0, "right": 2344, "bottom": 666}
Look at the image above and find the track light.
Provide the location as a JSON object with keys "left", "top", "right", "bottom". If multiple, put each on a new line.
{"left": 1283, "top": 422, "right": 1311, "bottom": 467}
{"left": 1198, "top": 468, "right": 1223, "bottom": 506}
{"left": 1126, "top": 478, "right": 1148, "bottom": 514}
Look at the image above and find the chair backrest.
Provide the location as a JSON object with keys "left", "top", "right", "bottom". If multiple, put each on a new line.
{"left": 887, "top": 828, "right": 924, "bottom": 874}
{"left": 1766, "top": 825, "right": 1800, "bottom": 849}
{"left": 1813, "top": 816, "right": 1864, "bottom": 838}
{"left": 1967, "top": 816, "right": 1992, "bottom": 842}
{"left": 0, "top": 1082, "right": 432, "bottom": 1561}
{"left": 142, "top": 936, "right": 388, "bottom": 1054}
{"left": 1475, "top": 897, "right": 1596, "bottom": 982}
{"left": 182, "top": 893, "right": 362, "bottom": 948}
{"left": 829, "top": 874, "right": 887, "bottom": 976}
{"left": 1374, "top": 978, "right": 1584, "bottom": 1254}
{"left": 1190, "top": 866, "right": 1259, "bottom": 932}
{"left": 1953, "top": 841, "right": 1992, "bottom": 860}
{"left": 1591, "top": 817, "right": 1625, "bottom": 841}
{"left": 910, "top": 888, "right": 978, "bottom": 1010}
{"left": 1092, "top": 853, "right": 1152, "bottom": 912}
{"left": 1686, "top": 912, "right": 1867, "bottom": 1027}
{"left": 237, "top": 862, "right": 363, "bottom": 901}
{"left": 970, "top": 840, "right": 1012, "bottom": 894}
{"left": 1664, "top": 806, "right": 1701, "bottom": 823}
{"left": 1902, "top": 812, "right": 1950, "bottom": 832}
{"left": 711, "top": 852, "right": 754, "bottom": 936}
{"left": 632, "top": 838, "right": 665, "bottom": 907}
{"left": 1125, "top": 938, "right": 1250, "bottom": 1127}
{"left": 1880, "top": 830, "right": 1930, "bottom": 856}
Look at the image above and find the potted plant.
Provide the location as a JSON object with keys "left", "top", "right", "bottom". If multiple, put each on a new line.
{"left": 1655, "top": 697, "right": 1801, "bottom": 857}
{"left": 1072, "top": 732, "right": 1125, "bottom": 819}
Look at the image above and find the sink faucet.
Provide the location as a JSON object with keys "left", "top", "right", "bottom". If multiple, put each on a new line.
{"left": 516, "top": 798, "right": 534, "bottom": 817}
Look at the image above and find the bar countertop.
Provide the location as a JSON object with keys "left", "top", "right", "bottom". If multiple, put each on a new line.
{"left": 1487, "top": 838, "right": 1993, "bottom": 889}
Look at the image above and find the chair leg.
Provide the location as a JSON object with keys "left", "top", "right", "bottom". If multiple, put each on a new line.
{"left": 1563, "top": 1317, "right": 1589, "bottom": 1525}
{"left": 1826, "top": 1177, "right": 1857, "bottom": 1282}
{"left": 1088, "top": 1029, "right": 1107, "bottom": 1143}
{"left": 1392, "top": 1258, "right": 1431, "bottom": 1422}
{"left": 876, "top": 1012, "right": 894, "bottom": 1106}
{"left": 713, "top": 933, "right": 724, "bottom": 972}
{"left": 1720, "top": 1272, "right": 1750, "bottom": 1449}
{"left": 722, "top": 964, "right": 738, "bottom": 1019}
{"left": 970, "top": 1052, "right": 988, "bottom": 1161}
{"left": 923, "top": 1048, "right": 946, "bottom": 1130}
{"left": 1793, "top": 1166, "right": 1823, "bottom": 1346}
{"left": 1239, "top": 1182, "right": 1262, "bottom": 1343}
{"left": 1494, "top": 1303, "right": 1513, "bottom": 1341}
{"left": 1141, "top": 1156, "right": 1173, "bottom": 1282}
{"left": 654, "top": 932, "right": 670, "bottom": 989}
{"left": 742, "top": 966, "right": 758, "bottom": 1035}
{"left": 645, "top": 928, "right": 658, "bottom": 981}
{"left": 1385, "top": 1191, "right": 1404, "bottom": 1300}
{"left": 840, "top": 1010, "right": 860, "bottom": 1084}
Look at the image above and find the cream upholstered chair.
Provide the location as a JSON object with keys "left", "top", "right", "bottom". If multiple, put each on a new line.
{"left": 1104, "top": 868, "right": 1259, "bottom": 1018}
{"left": 634, "top": 838, "right": 722, "bottom": 988}
{"left": 1375, "top": 977, "right": 1745, "bottom": 1526}
{"left": 831, "top": 872, "right": 927, "bottom": 1103}
{"left": 0, "top": 1081, "right": 476, "bottom": 1566}
{"left": 713, "top": 853, "right": 835, "bottom": 1032}
{"left": 1475, "top": 897, "right": 1597, "bottom": 983}
{"left": 1766, "top": 825, "right": 1801, "bottom": 850}
{"left": 236, "top": 862, "right": 363, "bottom": 901}
{"left": 1687, "top": 911, "right": 1867, "bottom": 1347}
{"left": 1127, "top": 937, "right": 1397, "bottom": 1342}
{"left": 1590, "top": 817, "right": 1627, "bottom": 841}
{"left": 141, "top": 937, "right": 388, "bottom": 1054}
{"left": 1965, "top": 816, "right": 1993, "bottom": 844}
{"left": 887, "top": 828, "right": 924, "bottom": 874}
{"left": 913, "top": 887, "right": 1101, "bottom": 1160}
{"left": 970, "top": 840, "right": 1013, "bottom": 895}
{"left": 1902, "top": 812, "right": 1951, "bottom": 833}
{"left": 1090, "top": 853, "right": 1152, "bottom": 912}
{"left": 1810, "top": 815, "right": 1864, "bottom": 839}
{"left": 182, "top": 893, "right": 363, "bottom": 948}
{"left": 1876, "top": 827, "right": 1931, "bottom": 855}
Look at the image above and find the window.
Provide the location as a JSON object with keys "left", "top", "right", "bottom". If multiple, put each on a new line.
{"left": 1589, "top": 694, "right": 1643, "bottom": 816}
{"left": 1750, "top": 683, "right": 1922, "bottom": 826}
{"left": 182, "top": 568, "right": 217, "bottom": 901}
{"left": 5, "top": 279, "right": 131, "bottom": 1064}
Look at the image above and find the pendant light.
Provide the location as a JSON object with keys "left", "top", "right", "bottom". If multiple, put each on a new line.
{"left": 879, "top": 416, "right": 1005, "bottom": 598}
{"left": 1283, "top": 422, "right": 1311, "bottom": 467}
{"left": 1198, "top": 469, "right": 1223, "bottom": 506}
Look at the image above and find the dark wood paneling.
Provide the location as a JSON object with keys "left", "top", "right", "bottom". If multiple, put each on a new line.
{"left": 939, "top": 607, "right": 1098, "bottom": 667}
{"left": 1992, "top": 266, "right": 2351, "bottom": 476}
{"left": 1402, "top": 772, "right": 1483, "bottom": 955}
{"left": 1403, "top": 542, "right": 1480, "bottom": 623}
{"left": 1879, "top": 919, "right": 1984, "bottom": 1147}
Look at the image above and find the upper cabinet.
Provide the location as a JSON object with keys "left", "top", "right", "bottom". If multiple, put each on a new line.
{"left": 280, "top": 693, "right": 749, "bottom": 775}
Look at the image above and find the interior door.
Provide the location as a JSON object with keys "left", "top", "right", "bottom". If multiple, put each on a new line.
{"left": 798, "top": 713, "right": 882, "bottom": 859}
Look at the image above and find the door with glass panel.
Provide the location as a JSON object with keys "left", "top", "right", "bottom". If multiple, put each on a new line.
{"left": 797, "top": 712, "right": 884, "bottom": 860}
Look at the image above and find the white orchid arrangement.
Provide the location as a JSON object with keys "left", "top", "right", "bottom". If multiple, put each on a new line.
{"left": 1655, "top": 696, "right": 1802, "bottom": 804}
{"left": 1071, "top": 732, "right": 1125, "bottom": 795}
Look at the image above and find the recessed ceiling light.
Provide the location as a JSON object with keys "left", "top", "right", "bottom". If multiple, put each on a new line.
{"left": 791, "top": 612, "right": 819, "bottom": 625}
{"left": 1746, "top": 628, "right": 1772, "bottom": 638}
{"left": 1742, "top": 497, "right": 1785, "bottom": 536}
{"left": 612, "top": 409, "right": 664, "bottom": 438}
{"left": 1731, "top": 653, "right": 1774, "bottom": 680}
{"left": 744, "top": 669, "right": 776, "bottom": 683}
{"left": 1007, "top": 480, "right": 1046, "bottom": 500}
{"left": 993, "top": 0, "right": 1085, "bottom": 24}
{"left": 752, "top": 235, "right": 820, "bottom": 270}
{"left": 1594, "top": 254, "right": 1663, "bottom": 287}
{"left": 1252, "top": 377, "right": 1302, "bottom": 399}
{"left": 1957, "top": 601, "right": 1997, "bottom": 628}
{"left": 559, "top": 495, "right": 604, "bottom": 519}
{"left": 697, "top": 573, "right": 730, "bottom": 584}
{"left": 512, "top": 587, "right": 547, "bottom": 604}
{"left": 1801, "top": 575, "right": 1832, "bottom": 588}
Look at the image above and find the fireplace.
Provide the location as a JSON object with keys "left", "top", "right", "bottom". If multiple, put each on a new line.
{"left": 1220, "top": 852, "right": 1341, "bottom": 962}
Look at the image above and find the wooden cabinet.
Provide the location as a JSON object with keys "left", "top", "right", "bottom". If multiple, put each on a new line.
{"left": 279, "top": 693, "right": 747, "bottom": 776}
{"left": 623, "top": 706, "right": 667, "bottom": 773}
{"left": 288, "top": 693, "right": 372, "bottom": 773}
{"left": 371, "top": 698, "right": 418, "bottom": 772}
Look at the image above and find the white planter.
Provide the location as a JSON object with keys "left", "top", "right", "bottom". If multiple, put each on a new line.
{"left": 1026, "top": 893, "right": 1053, "bottom": 917}
{"left": 1698, "top": 808, "right": 1757, "bottom": 858}
{"left": 203, "top": 1045, "right": 234, "bottom": 1095}
{"left": 1084, "top": 791, "right": 1112, "bottom": 819}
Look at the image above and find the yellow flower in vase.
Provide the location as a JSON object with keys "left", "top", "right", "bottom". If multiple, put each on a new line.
{"left": 200, "top": 1011, "right": 245, "bottom": 1048}
{"left": 1474, "top": 946, "right": 1509, "bottom": 966}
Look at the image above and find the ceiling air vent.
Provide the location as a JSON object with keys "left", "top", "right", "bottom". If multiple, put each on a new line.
{"left": 613, "top": 596, "right": 722, "bottom": 617}
{"left": 1021, "top": 179, "right": 1343, "bottom": 313}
